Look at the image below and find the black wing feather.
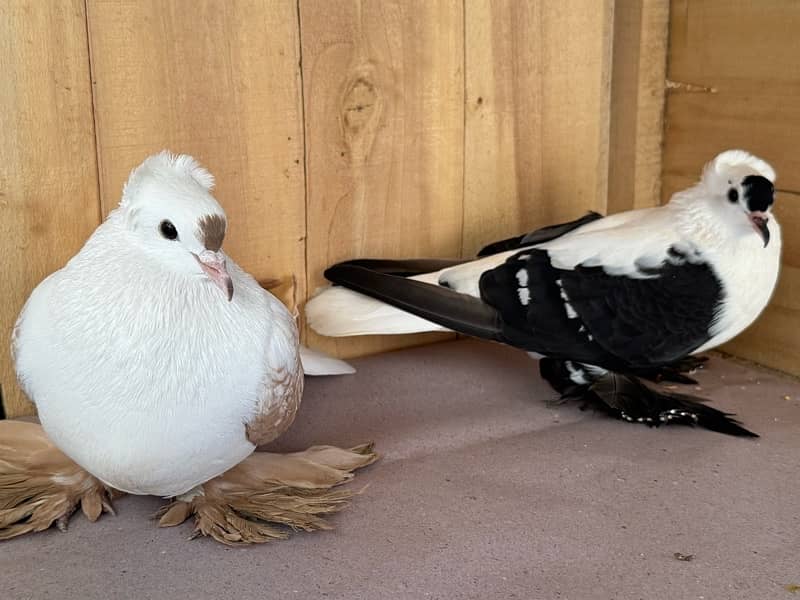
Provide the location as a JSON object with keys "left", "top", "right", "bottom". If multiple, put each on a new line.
{"left": 478, "top": 247, "right": 723, "bottom": 369}
{"left": 335, "top": 258, "right": 468, "bottom": 277}
{"left": 479, "top": 250, "right": 618, "bottom": 364}
{"left": 559, "top": 260, "right": 722, "bottom": 367}
{"left": 477, "top": 211, "right": 604, "bottom": 257}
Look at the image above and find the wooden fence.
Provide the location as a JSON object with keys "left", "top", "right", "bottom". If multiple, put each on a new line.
{"left": 12, "top": 1, "right": 797, "bottom": 417}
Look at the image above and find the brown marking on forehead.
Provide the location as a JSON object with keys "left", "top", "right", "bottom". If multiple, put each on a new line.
{"left": 198, "top": 214, "right": 226, "bottom": 251}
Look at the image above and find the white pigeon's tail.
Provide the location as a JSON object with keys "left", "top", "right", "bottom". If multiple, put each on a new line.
{"left": 305, "top": 285, "right": 451, "bottom": 337}
{"left": 299, "top": 345, "right": 357, "bottom": 376}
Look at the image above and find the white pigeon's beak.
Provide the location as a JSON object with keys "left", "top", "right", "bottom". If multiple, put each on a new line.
{"left": 195, "top": 250, "right": 233, "bottom": 301}
{"left": 749, "top": 211, "right": 770, "bottom": 247}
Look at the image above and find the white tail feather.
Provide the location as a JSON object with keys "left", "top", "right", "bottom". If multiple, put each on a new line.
{"left": 305, "top": 286, "right": 450, "bottom": 337}
{"left": 299, "top": 345, "right": 356, "bottom": 376}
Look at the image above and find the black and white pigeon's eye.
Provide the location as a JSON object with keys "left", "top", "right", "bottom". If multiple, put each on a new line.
{"left": 159, "top": 220, "right": 179, "bottom": 240}
{"left": 727, "top": 188, "right": 739, "bottom": 203}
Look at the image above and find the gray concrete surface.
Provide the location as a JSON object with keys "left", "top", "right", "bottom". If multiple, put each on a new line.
{"left": 1, "top": 339, "right": 798, "bottom": 599}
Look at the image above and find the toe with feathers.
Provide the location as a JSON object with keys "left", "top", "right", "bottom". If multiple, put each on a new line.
{"left": 539, "top": 358, "right": 757, "bottom": 437}
{"left": 157, "top": 443, "right": 378, "bottom": 545}
{"left": 0, "top": 421, "right": 119, "bottom": 540}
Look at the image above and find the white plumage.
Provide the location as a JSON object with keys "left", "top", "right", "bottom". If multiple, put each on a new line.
{"left": 12, "top": 152, "right": 356, "bottom": 498}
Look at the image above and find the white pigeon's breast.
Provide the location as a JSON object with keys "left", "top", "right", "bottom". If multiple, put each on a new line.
{"left": 696, "top": 223, "right": 782, "bottom": 353}
{"left": 14, "top": 256, "right": 299, "bottom": 497}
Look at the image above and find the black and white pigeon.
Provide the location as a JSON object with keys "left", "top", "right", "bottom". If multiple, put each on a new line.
{"left": 306, "top": 150, "right": 781, "bottom": 437}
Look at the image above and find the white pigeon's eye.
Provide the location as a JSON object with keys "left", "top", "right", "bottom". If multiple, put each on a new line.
{"left": 159, "top": 220, "right": 179, "bottom": 240}
{"left": 727, "top": 188, "right": 739, "bottom": 203}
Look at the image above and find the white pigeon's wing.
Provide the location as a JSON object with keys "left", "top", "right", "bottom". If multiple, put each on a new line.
{"left": 11, "top": 271, "right": 63, "bottom": 404}
{"left": 243, "top": 282, "right": 306, "bottom": 447}
{"left": 246, "top": 334, "right": 304, "bottom": 447}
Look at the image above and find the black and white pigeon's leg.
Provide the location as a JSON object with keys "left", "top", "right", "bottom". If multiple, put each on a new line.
{"left": 538, "top": 359, "right": 757, "bottom": 437}
{"left": 538, "top": 358, "right": 607, "bottom": 406}
{"left": 631, "top": 355, "right": 710, "bottom": 385}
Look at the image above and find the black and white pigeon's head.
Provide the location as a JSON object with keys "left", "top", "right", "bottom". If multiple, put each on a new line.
{"left": 695, "top": 150, "right": 777, "bottom": 247}
{"left": 118, "top": 151, "right": 233, "bottom": 300}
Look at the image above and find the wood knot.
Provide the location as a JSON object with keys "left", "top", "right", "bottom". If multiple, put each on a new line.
{"left": 343, "top": 77, "right": 378, "bottom": 133}
{"left": 340, "top": 69, "right": 382, "bottom": 165}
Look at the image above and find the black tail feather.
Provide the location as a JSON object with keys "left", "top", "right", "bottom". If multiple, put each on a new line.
{"left": 324, "top": 263, "right": 505, "bottom": 342}
{"left": 539, "top": 359, "right": 757, "bottom": 438}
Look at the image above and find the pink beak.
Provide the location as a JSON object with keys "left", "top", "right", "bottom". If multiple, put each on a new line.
{"left": 196, "top": 250, "right": 233, "bottom": 301}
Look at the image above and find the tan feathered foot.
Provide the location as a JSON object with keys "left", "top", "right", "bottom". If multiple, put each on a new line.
{"left": 157, "top": 443, "right": 378, "bottom": 545}
{"left": 0, "top": 421, "right": 119, "bottom": 540}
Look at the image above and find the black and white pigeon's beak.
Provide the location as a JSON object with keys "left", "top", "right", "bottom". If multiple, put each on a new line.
{"left": 742, "top": 174, "right": 775, "bottom": 248}
{"left": 196, "top": 250, "right": 233, "bottom": 301}
{"left": 749, "top": 212, "right": 770, "bottom": 247}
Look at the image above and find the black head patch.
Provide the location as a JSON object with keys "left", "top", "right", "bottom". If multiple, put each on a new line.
{"left": 742, "top": 175, "right": 774, "bottom": 212}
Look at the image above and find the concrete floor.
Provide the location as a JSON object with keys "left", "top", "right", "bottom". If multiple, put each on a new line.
{"left": 1, "top": 339, "right": 799, "bottom": 600}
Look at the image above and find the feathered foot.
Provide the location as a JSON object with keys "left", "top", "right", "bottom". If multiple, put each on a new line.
{"left": 157, "top": 443, "right": 378, "bottom": 545}
{"left": 539, "top": 359, "right": 757, "bottom": 437}
{"left": 632, "top": 355, "right": 710, "bottom": 385}
{"left": 0, "top": 421, "right": 118, "bottom": 541}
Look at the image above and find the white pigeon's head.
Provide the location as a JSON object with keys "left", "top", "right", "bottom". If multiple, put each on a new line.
{"left": 695, "top": 150, "right": 777, "bottom": 247}
{"left": 117, "top": 151, "right": 234, "bottom": 300}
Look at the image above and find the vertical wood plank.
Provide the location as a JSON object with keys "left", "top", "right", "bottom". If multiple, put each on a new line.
{"left": 540, "top": 2, "right": 615, "bottom": 222}
{"left": 607, "top": 0, "right": 669, "bottom": 214}
{"left": 663, "top": 0, "right": 800, "bottom": 375}
{"left": 301, "top": 0, "right": 464, "bottom": 358}
{"left": 87, "top": 0, "right": 306, "bottom": 310}
{"left": 0, "top": 1, "right": 101, "bottom": 417}
{"left": 463, "top": 0, "right": 615, "bottom": 256}
{"left": 463, "top": 0, "right": 543, "bottom": 256}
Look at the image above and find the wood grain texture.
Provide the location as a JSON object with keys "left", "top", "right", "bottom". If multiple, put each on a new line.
{"left": 463, "top": 0, "right": 615, "bottom": 256}
{"left": 87, "top": 0, "right": 306, "bottom": 309}
{"left": 607, "top": 0, "right": 669, "bottom": 214}
{"left": 663, "top": 0, "right": 800, "bottom": 375}
{"left": 301, "top": 0, "right": 463, "bottom": 358}
{"left": 0, "top": 1, "right": 100, "bottom": 417}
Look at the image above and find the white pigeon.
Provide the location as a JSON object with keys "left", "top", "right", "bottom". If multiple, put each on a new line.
{"left": 4, "top": 152, "right": 374, "bottom": 543}
{"left": 306, "top": 150, "right": 781, "bottom": 437}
